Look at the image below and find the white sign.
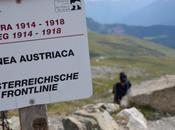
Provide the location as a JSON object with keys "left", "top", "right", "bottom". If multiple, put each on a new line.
{"left": 0, "top": 0, "right": 92, "bottom": 111}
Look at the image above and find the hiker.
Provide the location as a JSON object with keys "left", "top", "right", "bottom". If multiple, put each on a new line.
{"left": 113, "top": 72, "right": 131, "bottom": 104}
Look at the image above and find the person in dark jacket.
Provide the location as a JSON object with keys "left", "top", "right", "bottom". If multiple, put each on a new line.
{"left": 113, "top": 72, "right": 131, "bottom": 104}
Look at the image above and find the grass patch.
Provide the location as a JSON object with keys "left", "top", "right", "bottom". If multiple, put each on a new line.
{"left": 132, "top": 105, "right": 166, "bottom": 120}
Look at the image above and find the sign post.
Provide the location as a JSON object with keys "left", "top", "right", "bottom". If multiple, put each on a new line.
{"left": 0, "top": 0, "right": 92, "bottom": 130}
{"left": 19, "top": 105, "right": 48, "bottom": 130}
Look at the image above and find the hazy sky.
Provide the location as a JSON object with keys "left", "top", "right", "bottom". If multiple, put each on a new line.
{"left": 85, "top": 0, "right": 156, "bottom": 23}
{"left": 85, "top": 0, "right": 155, "bottom": 19}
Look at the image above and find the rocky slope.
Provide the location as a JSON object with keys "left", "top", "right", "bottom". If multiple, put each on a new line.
{"left": 2, "top": 75, "right": 175, "bottom": 130}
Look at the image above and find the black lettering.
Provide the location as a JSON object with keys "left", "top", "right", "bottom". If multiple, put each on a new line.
{"left": 7, "top": 90, "right": 14, "bottom": 98}
{"left": 21, "top": 88, "right": 28, "bottom": 95}
{"left": 29, "top": 87, "right": 34, "bottom": 94}
{"left": 14, "top": 89, "right": 21, "bottom": 96}
{"left": 55, "top": 51, "right": 61, "bottom": 57}
{"left": 15, "top": 80, "right": 21, "bottom": 87}
{"left": 0, "top": 25, "right": 6, "bottom": 31}
{"left": 60, "top": 74, "right": 66, "bottom": 81}
{"left": 61, "top": 50, "right": 67, "bottom": 57}
{"left": 73, "top": 72, "right": 79, "bottom": 80}
{"left": 28, "top": 78, "right": 34, "bottom": 86}
{"left": 45, "top": 52, "right": 52, "bottom": 59}
{"left": 34, "top": 86, "right": 40, "bottom": 93}
{"left": 11, "top": 57, "right": 17, "bottom": 64}
{"left": 8, "top": 81, "right": 14, "bottom": 89}
{"left": 26, "top": 54, "right": 32, "bottom": 61}
{"left": 0, "top": 57, "right": 16, "bottom": 65}
{"left": 44, "top": 76, "right": 51, "bottom": 83}
{"left": 0, "top": 33, "right": 9, "bottom": 40}
{"left": 52, "top": 84, "right": 58, "bottom": 91}
{"left": 38, "top": 77, "right": 44, "bottom": 84}
{"left": 54, "top": 75, "right": 59, "bottom": 82}
{"left": 1, "top": 82, "right": 8, "bottom": 89}
{"left": 69, "top": 49, "right": 75, "bottom": 56}
{"left": 42, "top": 85, "right": 50, "bottom": 92}
{"left": 39, "top": 52, "right": 45, "bottom": 60}
{"left": 0, "top": 24, "right": 13, "bottom": 31}
{"left": 21, "top": 79, "right": 28, "bottom": 86}
{"left": 1, "top": 91, "right": 7, "bottom": 98}
{"left": 66, "top": 73, "right": 73, "bottom": 80}
{"left": 20, "top": 55, "right": 27, "bottom": 62}
{"left": 33, "top": 54, "right": 39, "bottom": 61}
{"left": 0, "top": 58, "right": 2, "bottom": 65}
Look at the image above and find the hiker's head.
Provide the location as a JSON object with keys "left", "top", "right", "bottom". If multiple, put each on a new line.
{"left": 119, "top": 72, "right": 127, "bottom": 82}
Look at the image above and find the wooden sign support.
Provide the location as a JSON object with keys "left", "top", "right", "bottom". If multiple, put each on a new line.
{"left": 19, "top": 105, "right": 49, "bottom": 130}
{"left": 16, "top": 0, "right": 21, "bottom": 3}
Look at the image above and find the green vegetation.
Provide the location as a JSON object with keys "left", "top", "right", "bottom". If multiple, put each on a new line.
{"left": 47, "top": 32, "right": 175, "bottom": 115}
{"left": 88, "top": 32, "right": 175, "bottom": 58}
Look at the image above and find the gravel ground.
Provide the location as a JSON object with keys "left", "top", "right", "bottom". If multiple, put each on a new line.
{"left": 148, "top": 116, "right": 175, "bottom": 130}
{"left": 1, "top": 115, "right": 175, "bottom": 130}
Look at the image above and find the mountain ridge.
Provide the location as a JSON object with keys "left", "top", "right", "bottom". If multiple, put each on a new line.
{"left": 88, "top": 32, "right": 175, "bottom": 59}
{"left": 87, "top": 18, "right": 175, "bottom": 49}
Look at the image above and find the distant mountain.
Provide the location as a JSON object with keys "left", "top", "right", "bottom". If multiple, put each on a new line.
{"left": 124, "top": 0, "right": 175, "bottom": 26}
{"left": 87, "top": 18, "right": 175, "bottom": 48}
{"left": 85, "top": 0, "right": 175, "bottom": 26}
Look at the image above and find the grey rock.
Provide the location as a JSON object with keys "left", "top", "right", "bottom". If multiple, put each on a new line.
{"left": 63, "top": 115, "right": 99, "bottom": 130}
{"left": 120, "top": 95, "right": 130, "bottom": 108}
{"left": 9, "top": 116, "right": 20, "bottom": 130}
{"left": 48, "top": 116, "right": 64, "bottom": 130}
{"left": 129, "top": 75, "right": 175, "bottom": 114}
{"left": 82, "top": 103, "right": 120, "bottom": 114}
{"left": 74, "top": 109, "right": 119, "bottom": 130}
{"left": 62, "top": 103, "right": 119, "bottom": 130}
{"left": 62, "top": 116, "right": 86, "bottom": 130}
{"left": 117, "top": 107, "right": 147, "bottom": 130}
{"left": 148, "top": 116, "right": 175, "bottom": 130}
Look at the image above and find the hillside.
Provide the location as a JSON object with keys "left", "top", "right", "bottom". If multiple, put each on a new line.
{"left": 87, "top": 18, "right": 175, "bottom": 48}
{"left": 47, "top": 32, "right": 175, "bottom": 115}
{"left": 89, "top": 32, "right": 175, "bottom": 101}
{"left": 89, "top": 32, "right": 175, "bottom": 58}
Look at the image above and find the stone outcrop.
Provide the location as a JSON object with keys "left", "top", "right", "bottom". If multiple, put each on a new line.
{"left": 62, "top": 103, "right": 120, "bottom": 130}
{"left": 82, "top": 103, "right": 120, "bottom": 114}
{"left": 129, "top": 75, "right": 175, "bottom": 114}
{"left": 117, "top": 107, "right": 147, "bottom": 130}
{"left": 148, "top": 116, "right": 175, "bottom": 130}
{"left": 9, "top": 116, "right": 20, "bottom": 130}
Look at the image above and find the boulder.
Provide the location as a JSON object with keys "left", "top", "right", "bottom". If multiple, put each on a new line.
{"left": 62, "top": 116, "right": 86, "bottom": 130}
{"left": 120, "top": 95, "right": 130, "bottom": 108}
{"left": 129, "top": 75, "right": 175, "bottom": 114}
{"left": 117, "top": 107, "right": 147, "bottom": 130}
{"left": 9, "top": 116, "right": 20, "bottom": 130}
{"left": 63, "top": 115, "right": 99, "bottom": 130}
{"left": 74, "top": 108, "right": 119, "bottom": 130}
{"left": 62, "top": 103, "right": 120, "bottom": 130}
{"left": 48, "top": 116, "right": 64, "bottom": 130}
{"left": 82, "top": 103, "right": 120, "bottom": 114}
